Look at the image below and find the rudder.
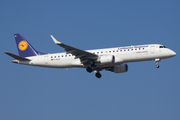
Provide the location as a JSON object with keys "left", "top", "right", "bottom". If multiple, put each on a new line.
{"left": 14, "top": 34, "right": 44, "bottom": 57}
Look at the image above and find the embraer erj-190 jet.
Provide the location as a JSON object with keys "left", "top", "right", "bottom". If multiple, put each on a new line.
{"left": 5, "top": 34, "right": 176, "bottom": 78}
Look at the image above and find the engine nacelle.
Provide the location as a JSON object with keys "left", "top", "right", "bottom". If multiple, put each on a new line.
{"left": 99, "top": 55, "right": 115, "bottom": 65}
{"left": 112, "top": 64, "right": 128, "bottom": 73}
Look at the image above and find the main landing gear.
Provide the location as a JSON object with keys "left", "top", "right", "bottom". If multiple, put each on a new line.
{"left": 86, "top": 67, "right": 102, "bottom": 78}
{"left": 155, "top": 58, "right": 161, "bottom": 68}
{"left": 95, "top": 72, "right": 102, "bottom": 78}
{"left": 86, "top": 67, "right": 93, "bottom": 73}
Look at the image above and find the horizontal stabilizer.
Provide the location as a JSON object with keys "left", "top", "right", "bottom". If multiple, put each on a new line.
{"left": 4, "top": 52, "right": 30, "bottom": 61}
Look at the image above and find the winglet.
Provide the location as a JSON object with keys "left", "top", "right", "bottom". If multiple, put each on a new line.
{"left": 50, "top": 35, "right": 62, "bottom": 44}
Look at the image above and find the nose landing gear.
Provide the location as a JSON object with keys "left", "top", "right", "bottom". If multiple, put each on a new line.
{"left": 155, "top": 58, "right": 161, "bottom": 68}
{"left": 156, "top": 64, "right": 159, "bottom": 68}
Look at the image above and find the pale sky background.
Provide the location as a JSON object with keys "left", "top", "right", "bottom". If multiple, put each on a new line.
{"left": 0, "top": 0, "right": 180, "bottom": 120}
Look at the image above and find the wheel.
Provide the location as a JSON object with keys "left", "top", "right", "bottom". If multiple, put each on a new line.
{"left": 95, "top": 72, "right": 102, "bottom": 78}
{"left": 86, "top": 67, "right": 93, "bottom": 73}
{"left": 156, "top": 64, "right": 159, "bottom": 68}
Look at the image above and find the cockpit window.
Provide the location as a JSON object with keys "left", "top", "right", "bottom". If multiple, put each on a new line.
{"left": 159, "top": 46, "right": 167, "bottom": 48}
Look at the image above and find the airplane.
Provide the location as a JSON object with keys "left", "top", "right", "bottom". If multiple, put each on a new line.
{"left": 4, "top": 34, "right": 176, "bottom": 78}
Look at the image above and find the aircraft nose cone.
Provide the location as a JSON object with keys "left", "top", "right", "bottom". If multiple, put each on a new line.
{"left": 170, "top": 50, "right": 176, "bottom": 57}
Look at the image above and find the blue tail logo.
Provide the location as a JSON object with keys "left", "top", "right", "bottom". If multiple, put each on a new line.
{"left": 15, "top": 34, "right": 44, "bottom": 57}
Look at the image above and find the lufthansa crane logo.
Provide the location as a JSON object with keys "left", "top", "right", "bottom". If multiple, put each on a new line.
{"left": 18, "top": 41, "right": 28, "bottom": 51}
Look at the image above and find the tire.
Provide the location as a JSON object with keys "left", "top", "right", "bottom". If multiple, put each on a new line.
{"left": 86, "top": 67, "right": 93, "bottom": 73}
{"left": 95, "top": 72, "right": 102, "bottom": 78}
{"left": 156, "top": 65, "right": 159, "bottom": 68}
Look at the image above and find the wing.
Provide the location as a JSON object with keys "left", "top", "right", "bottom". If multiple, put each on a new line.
{"left": 50, "top": 35, "right": 98, "bottom": 65}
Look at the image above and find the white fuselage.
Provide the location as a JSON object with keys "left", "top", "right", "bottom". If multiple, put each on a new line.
{"left": 19, "top": 44, "right": 176, "bottom": 68}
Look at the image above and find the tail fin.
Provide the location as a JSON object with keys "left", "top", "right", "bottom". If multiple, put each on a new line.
{"left": 14, "top": 34, "right": 44, "bottom": 57}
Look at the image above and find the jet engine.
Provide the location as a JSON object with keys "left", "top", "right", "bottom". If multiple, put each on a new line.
{"left": 99, "top": 55, "right": 115, "bottom": 65}
{"left": 110, "top": 64, "right": 128, "bottom": 73}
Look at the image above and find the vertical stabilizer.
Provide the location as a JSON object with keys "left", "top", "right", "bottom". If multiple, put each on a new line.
{"left": 14, "top": 34, "right": 44, "bottom": 57}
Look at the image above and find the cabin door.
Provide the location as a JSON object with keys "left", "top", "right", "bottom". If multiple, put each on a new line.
{"left": 44, "top": 56, "right": 48, "bottom": 64}
{"left": 150, "top": 46, "right": 155, "bottom": 54}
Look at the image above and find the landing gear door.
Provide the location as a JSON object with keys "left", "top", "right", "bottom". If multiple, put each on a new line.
{"left": 150, "top": 46, "right": 155, "bottom": 54}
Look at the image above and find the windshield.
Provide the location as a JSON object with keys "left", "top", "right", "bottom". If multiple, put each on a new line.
{"left": 159, "top": 46, "right": 167, "bottom": 48}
